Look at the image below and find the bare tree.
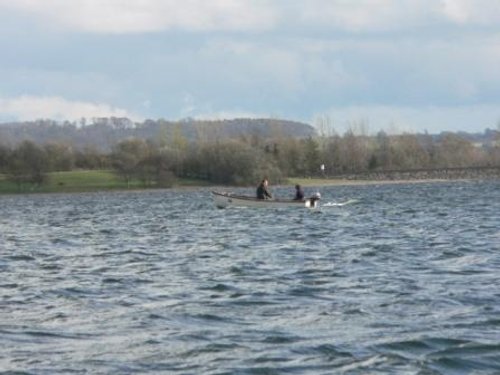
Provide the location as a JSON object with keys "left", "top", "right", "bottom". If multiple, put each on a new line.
{"left": 6, "top": 141, "right": 48, "bottom": 191}
{"left": 111, "top": 138, "right": 149, "bottom": 187}
{"left": 435, "top": 133, "right": 477, "bottom": 168}
{"left": 44, "top": 142, "right": 75, "bottom": 171}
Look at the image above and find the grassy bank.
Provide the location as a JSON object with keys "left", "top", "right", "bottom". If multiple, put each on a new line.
{"left": 0, "top": 170, "right": 211, "bottom": 194}
{"left": 2, "top": 168, "right": 497, "bottom": 194}
{"left": 0, "top": 170, "right": 366, "bottom": 194}
{"left": 0, "top": 170, "right": 129, "bottom": 194}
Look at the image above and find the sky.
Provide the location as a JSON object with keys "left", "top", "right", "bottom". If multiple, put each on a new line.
{"left": 0, "top": 0, "right": 499, "bottom": 134}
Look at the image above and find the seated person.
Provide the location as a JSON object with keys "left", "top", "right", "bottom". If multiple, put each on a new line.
{"left": 294, "top": 184, "right": 304, "bottom": 200}
{"left": 256, "top": 179, "right": 272, "bottom": 199}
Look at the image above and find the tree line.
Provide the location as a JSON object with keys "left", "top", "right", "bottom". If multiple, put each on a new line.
{"left": 1, "top": 129, "right": 499, "bottom": 191}
{"left": 0, "top": 117, "right": 315, "bottom": 151}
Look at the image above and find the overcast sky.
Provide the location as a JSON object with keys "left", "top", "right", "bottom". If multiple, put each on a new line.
{"left": 1, "top": 0, "right": 499, "bottom": 134}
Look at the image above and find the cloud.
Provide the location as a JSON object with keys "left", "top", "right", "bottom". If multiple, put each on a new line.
{"left": 0, "top": 96, "right": 141, "bottom": 122}
{"left": 291, "top": 0, "right": 426, "bottom": 33}
{"left": 1, "top": 1, "right": 499, "bottom": 134}
{"left": 2, "top": 0, "right": 499, "bottom": 35}
{"left": 0, "top": 0, "right": 277, "bottom": 34}
{"left": 439, "top": 0, "right": 500, "bottom": 25}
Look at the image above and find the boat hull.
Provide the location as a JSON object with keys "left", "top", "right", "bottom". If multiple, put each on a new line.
{"left": 212, "top": 191, "right": 319, "bottom": 209}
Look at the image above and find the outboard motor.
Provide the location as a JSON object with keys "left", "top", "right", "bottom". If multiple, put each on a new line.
{"left": 309, "top": 192, "right": 321, "bottom": 208}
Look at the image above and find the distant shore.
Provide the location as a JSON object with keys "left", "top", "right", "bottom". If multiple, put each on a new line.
{"left": 290, "top": 166, "right": 500, "bottom": 187}
{"left": 0, "top": 167, "right": 499, "bottom": 194}
{"left": 286, "top": 177, "right": 448, "bottom": 188}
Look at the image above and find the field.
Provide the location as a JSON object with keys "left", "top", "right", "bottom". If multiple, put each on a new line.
{"left": 0, "top": 170, "right": 212, "bottom": 194}
{"left": 0, "top": 170, "right": 456, "bottom": 194}
{"left": 0, "top": 170, "right": 124, "bottom": 193}
{"left": 0, "top": 171, "right": 350, "bottom": 194}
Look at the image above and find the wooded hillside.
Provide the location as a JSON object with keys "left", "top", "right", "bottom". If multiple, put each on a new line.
{"left": 0, "top": 118, "right": 315, "bottom": 151}
{"left": 1, "top": 117, "right": 499, "bottom": 192}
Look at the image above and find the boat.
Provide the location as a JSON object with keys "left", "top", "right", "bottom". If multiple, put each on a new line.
{"left": 212, "top": 191, "right": 320, "bottom": 209}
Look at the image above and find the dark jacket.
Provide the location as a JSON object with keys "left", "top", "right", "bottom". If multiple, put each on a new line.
{"left": 294, "top": 187, "right": 304, "bottom": 200}
{"left": 256, "top": 183, "right": 272, "bottom": 199}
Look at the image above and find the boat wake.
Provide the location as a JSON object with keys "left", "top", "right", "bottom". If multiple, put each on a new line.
{"left": 322, "top": 199, "right": 359, "bottom": 207}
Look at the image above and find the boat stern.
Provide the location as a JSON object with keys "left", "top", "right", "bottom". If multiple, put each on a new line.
{"left": 305, "top": 192, "right": 321, "bottom": 208}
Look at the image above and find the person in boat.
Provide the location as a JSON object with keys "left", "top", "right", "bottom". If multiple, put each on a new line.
{"left": 293, "top": 184, "right": 304, "bottom": 200}
{"left": 256, "top": 178, "right": 272, "bottom": 199}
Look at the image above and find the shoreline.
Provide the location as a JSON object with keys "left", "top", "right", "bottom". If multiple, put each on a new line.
{"left": 289, "top": 166, "right": 500, "bottom": 188}
{"left": 1, "top": 177, "right": 498, "bottom": 196}
{"left": 283, "top": 178, "right": 454, "bottom": 188}
{"left": 1, "top": 167, "right": 499, "bottom": 195}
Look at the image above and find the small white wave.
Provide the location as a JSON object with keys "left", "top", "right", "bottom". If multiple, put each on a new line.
{"left": 322, "top": 199, "right": 359, "bottom": 207}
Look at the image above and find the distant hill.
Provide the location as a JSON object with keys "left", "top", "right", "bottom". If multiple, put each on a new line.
{"left": 0, "top": 117, "right": 317, "bottom": 151}
{"left": 1, "top": 117, "right": 497, "bottom": 152}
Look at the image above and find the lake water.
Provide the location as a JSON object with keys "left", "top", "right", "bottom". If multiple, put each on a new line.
{"left": 1, "top": 180, "right": 499, "bottom": 374}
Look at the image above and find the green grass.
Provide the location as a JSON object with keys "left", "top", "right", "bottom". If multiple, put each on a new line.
{"left": 0, "top": 178, "right": 19, "bottom": 194}
{"left": 0, "top": 171, "right": 356, "bottom": 194}
{"left": 0, "top": 170, "right": 211, "bottom": 194}
{"left": 0, "top": 170, "right": 129, "bottom": 193}
{"left": 46, "top": 170, "right": 138, "bottom": 192}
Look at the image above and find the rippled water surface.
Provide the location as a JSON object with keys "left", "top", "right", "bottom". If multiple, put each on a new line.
{"left": 1, "top": 180, "right": 500, "bottom": 374}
